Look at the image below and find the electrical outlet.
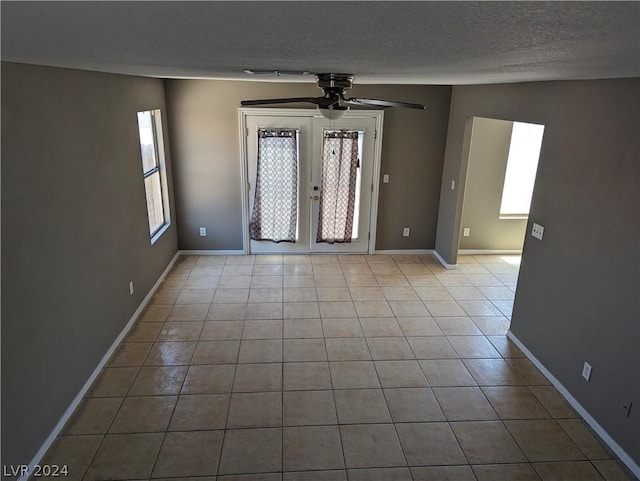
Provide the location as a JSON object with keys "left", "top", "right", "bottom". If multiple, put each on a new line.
{"left": 383, "top": 174, "right": 389, "bottom": 183}
{"left": 403, "top": 227, "right": 410, "bottom": 237}
{"left": 582, "top": 361, "right": 592, "bottom": 381}
{"left": 129, "top": 281, "right": 134, "bottom": 295}
{"left": 199, "top": 227, "right": 207, "bottom": 237}
{"left": 532, "top": 222, "right": 544, "bottom": 240}
{"left": 463, "top": 227, "right": 470, "bottom": 237}
{"left": 451, "top": 180, "right": 455, "bottom": 190}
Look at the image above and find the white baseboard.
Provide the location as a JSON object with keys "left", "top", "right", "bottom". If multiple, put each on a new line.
{"left": 185, "top": 249, "right": 439, "bottom": 257}
{"left": 374, "top": 249, "right": 435, "bottom": 255}
{"left": 507, "top": 330, "right": 640, "bottom": 479}
{"left": 433, "top": 250, "right": 458, "bottom": 270}
{"left": 22, "top": 251, "right": 181, "bottom": 481}
{"left": 179, "top": 249, "right": 244, "bottom": 255}
{"left": 458, "top": 249, "right": 523, "bottom": 255}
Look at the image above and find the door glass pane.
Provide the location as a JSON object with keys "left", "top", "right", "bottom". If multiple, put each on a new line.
{"left": 351, "top": 132, "right": 364, "bottom": 239}
{"left": 317, "top": 130, "right": 360, "bottom": 244}
{"left": 250, "top": 129, "right": 299, "bottom": 243}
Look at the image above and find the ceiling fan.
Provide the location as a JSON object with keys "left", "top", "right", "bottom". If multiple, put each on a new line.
{"left": 241, "top": 73, "right": 426, "bottom": 119}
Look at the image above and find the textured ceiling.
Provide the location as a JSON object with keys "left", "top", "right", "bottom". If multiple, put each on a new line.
{"left": 1, "top": 1, "right": 638, "bottom": 84}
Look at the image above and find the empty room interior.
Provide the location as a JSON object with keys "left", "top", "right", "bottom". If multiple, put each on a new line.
{"left": 1, "top": 2, "right": 639, "bottom": 481}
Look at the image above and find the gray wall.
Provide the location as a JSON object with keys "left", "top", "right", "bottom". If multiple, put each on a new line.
{"left": 459, "top": 117, "right": 527, "bottom": 251}
{"left": 1, "top": 62, "right": 178, "bottom": 466}
{"left": 436, "top": 79, "right": 639, "bottom": 463}
{"left": 164, "top": 80, "right": 451, "bottom": 250}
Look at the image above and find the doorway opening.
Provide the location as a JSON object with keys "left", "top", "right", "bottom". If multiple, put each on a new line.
{"left": 239, "top": 108, "right": 384, "bottom": 254}
{"left": 458, "top": 117, "right": 545, "bottom": 256}
{"left": 455, "top": 116, "right": 545, "bottom": 322}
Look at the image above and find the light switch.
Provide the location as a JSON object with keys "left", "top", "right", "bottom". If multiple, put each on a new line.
{"left": 383, "top": 174, "right": 389, "bottom": 184}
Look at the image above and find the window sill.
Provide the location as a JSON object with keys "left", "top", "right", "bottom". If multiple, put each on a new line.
{"left": 151, "top": 223, "right": 170, "bottom": 245}
{"left": 499, "top": 215, "right": 529, "bottom": 220}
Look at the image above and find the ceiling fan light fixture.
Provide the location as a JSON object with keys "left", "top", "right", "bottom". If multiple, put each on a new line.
{"left": 319, "top": 105, "right": 349, "bottom": 120}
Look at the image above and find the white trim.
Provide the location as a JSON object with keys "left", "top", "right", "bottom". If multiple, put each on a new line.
{"left": 152, "top": 109, "right": 172, "bottom": 244}
{"left": 458, "top": 249, "right": 523, "bottom": 255}
{"left": 179, "top": 249, "right": 244, "bottom": 256}
{"left": 368, "top": 113, "right": 384, "bottom": 255}
{"left": 150, "top": 222, "right": 171, "bottom": 245}
{"left": 238, "top": 109, "right": 251, "bottom": 255}
{"left": 239, "top": 108, "right": 318, "bottom": 255}
{"left": 375, "top": 249, "right": 435, "bottom": 255}
{"left": 22, "top": 251, "right": 181, "bottom": 481}
{"left": 434, "top": 250, "right": 458, "bottom": 270}
{"left": 507, "top": 330, "right": 640, "bottom": 479}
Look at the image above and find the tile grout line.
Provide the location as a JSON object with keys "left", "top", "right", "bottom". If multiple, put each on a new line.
{"left": 280, "top": 257, "right": 285, "bottom": 476}
{"left": 371, "top": 255, "right": 430, "bottom": 480}
{"left": 317, "top": 264, "right": 351, "bottom": 480}
{"left": 215, "top": 253, "right": 245, "bottom": 478}
{"left": 192, "top": 258, "right": 229, "bottom": 477}
{"left": 149, "top": 255, "right": 211, "bottom": 480}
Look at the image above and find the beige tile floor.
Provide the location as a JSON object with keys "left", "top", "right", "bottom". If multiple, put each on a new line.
{"left": 41, "top": 254, "right": 637, "bottom": 481}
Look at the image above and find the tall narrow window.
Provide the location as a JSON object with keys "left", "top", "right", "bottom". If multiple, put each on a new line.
{"left": 499, "top": 121, "right": 545, "bottom": 218}
{"left": 137, "top": 109, "right": 170, "bottom": 240}
{"left": 317, "top": 130, "right": 360, "bottom": 244}
{"left": 250, "top": 129, "right": 299, "bottom": 243}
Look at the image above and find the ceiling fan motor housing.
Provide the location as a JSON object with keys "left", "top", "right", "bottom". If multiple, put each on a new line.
{"left": 316, "top": 73, "right": 354, "bottom": 92}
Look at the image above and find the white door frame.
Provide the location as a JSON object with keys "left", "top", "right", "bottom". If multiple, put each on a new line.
{"left": 239, "top": 107, "right": 384, "bottom": 255}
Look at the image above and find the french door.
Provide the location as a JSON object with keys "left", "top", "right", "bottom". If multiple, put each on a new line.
{"left": 241, "top": 109, "right": 383, "bottom": 254}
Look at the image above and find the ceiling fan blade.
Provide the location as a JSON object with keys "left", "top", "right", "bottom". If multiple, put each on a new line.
{"left": 243, "top": 69, "right": 310, "bottom": 76}
{"left": 346, "top": 97, "right": 427, "bottom": 110}
{"left": 241, "top": 97, "right": 326, "bottom": 106}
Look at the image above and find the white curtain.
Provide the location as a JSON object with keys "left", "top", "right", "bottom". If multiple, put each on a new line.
{"left": 249, "top": 129, "right": 298, "bottom": 243}
{"left": 317, "top": 130, "right": 359, "bottom": 244}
